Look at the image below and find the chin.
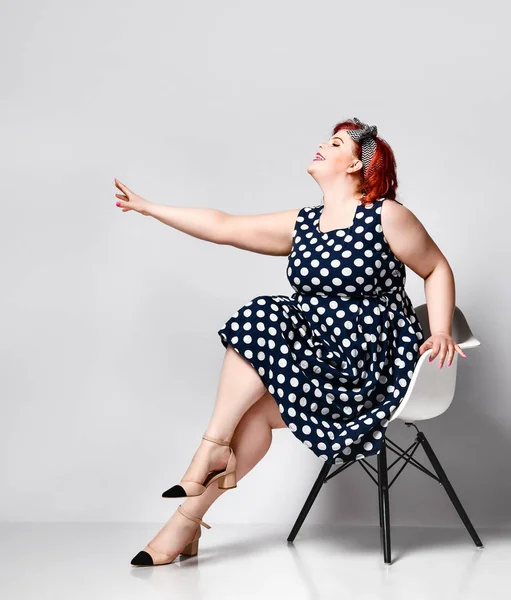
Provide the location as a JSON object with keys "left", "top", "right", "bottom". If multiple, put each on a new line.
{"left": 306, "top": 171, "right": 320, "bottom": 185}
{"left": 307, "top": 162, "right": 322, "bottom": 177}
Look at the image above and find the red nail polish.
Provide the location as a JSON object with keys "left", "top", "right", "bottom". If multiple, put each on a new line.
{"left": 116, "top": 202, "right": 120, "bottom": 206}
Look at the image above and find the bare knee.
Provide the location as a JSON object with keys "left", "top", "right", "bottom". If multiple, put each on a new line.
{"left": 250, "top": 391, "right": 288, "bottom": 430}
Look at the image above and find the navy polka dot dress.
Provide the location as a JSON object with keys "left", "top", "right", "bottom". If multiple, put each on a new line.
{"left": 217, "top": 198, "right": 424, "bottom": 465}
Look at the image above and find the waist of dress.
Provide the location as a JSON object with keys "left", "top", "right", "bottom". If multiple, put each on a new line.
{"left": 292, "top": 289, "right": 406, "bottom": 306}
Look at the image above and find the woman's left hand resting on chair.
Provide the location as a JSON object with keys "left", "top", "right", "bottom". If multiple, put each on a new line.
{"left": 419, "top": 332, "right": 467, "bottom": 369}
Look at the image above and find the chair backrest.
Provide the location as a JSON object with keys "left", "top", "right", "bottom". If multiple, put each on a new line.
{"left": 389, "top": 304, "right": 481, "bottom": 423}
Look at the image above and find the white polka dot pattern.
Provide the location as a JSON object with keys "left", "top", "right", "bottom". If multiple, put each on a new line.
{"left": 218, "top": 198, "right": 424, "bottom": 464}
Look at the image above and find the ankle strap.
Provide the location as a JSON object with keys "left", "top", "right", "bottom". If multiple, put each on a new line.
{"left": 178, "top": 504, "right": 212, "bottom": 529}
{"left": 202, "top": 434, "right": 231, "bottom": 446}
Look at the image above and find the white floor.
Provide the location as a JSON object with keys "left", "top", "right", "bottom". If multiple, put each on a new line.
{"left": 0, "top": 522, "right": 509, "bottom": 599}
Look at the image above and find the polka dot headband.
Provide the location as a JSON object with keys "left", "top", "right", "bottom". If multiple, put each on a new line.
{"left": 344, "top": 117, "right": 378, "bottom": 177}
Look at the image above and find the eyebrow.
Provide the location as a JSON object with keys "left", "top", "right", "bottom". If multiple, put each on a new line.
{"left": 331, "top": 136, "right": 344, "bottom": 143}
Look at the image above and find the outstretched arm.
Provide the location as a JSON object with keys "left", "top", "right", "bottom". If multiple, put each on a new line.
{"left": 114, "top": 178, "right": 300, "bottom": 256}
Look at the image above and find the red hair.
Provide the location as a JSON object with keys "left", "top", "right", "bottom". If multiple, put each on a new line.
{"left": 331, "top": 119, "right": 399, "bottom": 205}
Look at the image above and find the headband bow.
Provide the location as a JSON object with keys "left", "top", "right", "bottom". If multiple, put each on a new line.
{"left": 344, "top": 117, "right": 378, "bottom": 177}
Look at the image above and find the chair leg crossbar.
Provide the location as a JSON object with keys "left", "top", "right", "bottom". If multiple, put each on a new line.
{"left": 287, "top": 422, "right": 484, "bottom": 564}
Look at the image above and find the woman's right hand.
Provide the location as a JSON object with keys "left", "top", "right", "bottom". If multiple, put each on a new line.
{"left": 114, "top": 178, "right": 152, "bottom": 216}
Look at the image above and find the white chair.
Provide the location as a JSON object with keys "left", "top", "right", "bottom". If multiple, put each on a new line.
{"left": 287, "top": 303, "right": 483, "bottom": 565}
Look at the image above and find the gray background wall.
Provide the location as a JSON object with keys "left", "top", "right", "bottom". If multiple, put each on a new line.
{"left": 1, "top": 0, "right": 509, "bottom": 527}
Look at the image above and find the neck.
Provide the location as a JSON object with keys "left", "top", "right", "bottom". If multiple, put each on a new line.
{"left": 320, "top": 180, "right": 363, "bottom": 207}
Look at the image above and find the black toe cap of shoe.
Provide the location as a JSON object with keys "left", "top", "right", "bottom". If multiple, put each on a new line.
{"left": 131, "top": 550, "right": 154, "bottom": 566}
{"left": 162, "top": 485, "right": 187, "bottom": 497}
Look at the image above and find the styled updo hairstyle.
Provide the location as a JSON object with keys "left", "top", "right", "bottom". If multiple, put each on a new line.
{"left": 331, "top": 119, "right": 399, "bottom": 206}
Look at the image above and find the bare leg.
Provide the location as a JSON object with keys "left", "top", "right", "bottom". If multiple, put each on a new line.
{"left": 141, "top": 391, "right": 287, "bottom": 563}
{"left": 176, "top": 344, "right": 273, "bottom": 489}
{"left": 183, "top": 390, "right": 288, "bottom": 516}
{"left": 207, "top": 344, "right": 269, "bottom": 438}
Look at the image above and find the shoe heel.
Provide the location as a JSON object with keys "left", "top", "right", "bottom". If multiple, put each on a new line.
{"left": 217, "top": 470, "right": 237, "bottom": 489}
{"left": 181, "top": 536, "right": 199, "bottom": 556}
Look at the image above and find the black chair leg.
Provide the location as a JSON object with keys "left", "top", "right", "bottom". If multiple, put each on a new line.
{"left": 377, "top": 438, "right": 392, "bottom": 564}
{"left": 417, "top": 431, "right": 483, "bottom": 548}
{"left": 378, "top": 461, "right": 383, "bottom": 529}
{"left": 287, "top": 461, "right": 332, "bottom": 542}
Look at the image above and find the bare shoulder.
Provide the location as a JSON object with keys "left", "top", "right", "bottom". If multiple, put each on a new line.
{"left": 379, "top": 198, "right": 446, "bottom": 279}
{"left": 218, "top": 206, "right": 302, "bottom": 256}
{"left": 380, "top": 197, "right": 423, "bottom": 234}
{"left": 380, "top": 197, "right": 414, "bottom": 217}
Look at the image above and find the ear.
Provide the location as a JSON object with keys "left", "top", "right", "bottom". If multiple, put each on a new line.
{"left": 347, "top": 159, "right": 363, "bottom": 174}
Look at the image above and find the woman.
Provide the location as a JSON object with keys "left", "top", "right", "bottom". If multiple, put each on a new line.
{"left": 115, "top": 117, "right": 467, "bottom": 566}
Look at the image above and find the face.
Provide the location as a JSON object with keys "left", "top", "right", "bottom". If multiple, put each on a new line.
{"left": 306, "top": 129, "right": 363, "bottom": 182}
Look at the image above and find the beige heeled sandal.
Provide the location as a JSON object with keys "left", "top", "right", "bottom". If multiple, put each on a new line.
{"left": 130, "top": 504, "right": 212, "bottom": 566}
{"left": 161, "top": 434, "right": 238, "bottom": 498}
